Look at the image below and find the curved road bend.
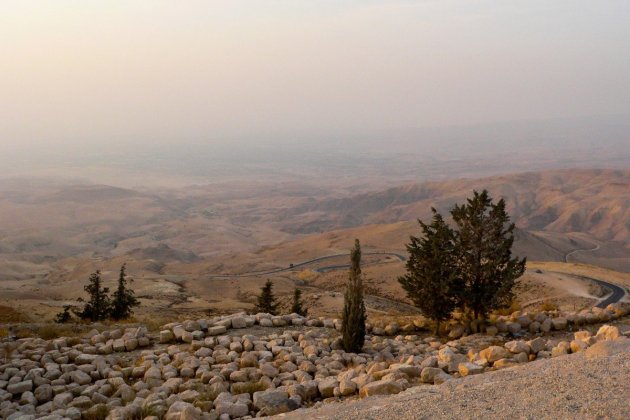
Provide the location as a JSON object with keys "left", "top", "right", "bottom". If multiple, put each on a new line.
{"left": 207, "top": 252, "right": 406, "bottom": 278}
{"left": 208, "top": 243, "right": 626, "bottom": 308}
{"left": 560, "top": 241, "right": 626, "bottom": 308}
{"left": 582, "top": 275, "right": 627, "bottom": 308}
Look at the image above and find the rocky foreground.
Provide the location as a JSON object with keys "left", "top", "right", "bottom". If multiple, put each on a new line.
{"left": 278, "top": 336, "right": 630, "bottom": 419}
{"left": 1, "top": 305, "right": 629, "bottom": 420}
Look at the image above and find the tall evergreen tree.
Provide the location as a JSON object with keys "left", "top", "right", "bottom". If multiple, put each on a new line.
{"left": 110, "top": 264, "right": 140, "bottom": 320}
{"left": 255, "top": 280, "right": 278, "bottom": 315}
{"left": 291, "top": 288, "right": 308, "bottom": 316}
{"left": 451, "top": 190, "right": 526, "bottom": 320}
{"left": 79, "top": 270, "right": 111, "bottom": 322}
{"left": 341, "top": 239, "right": 366, "bottom": 353}
{"left": 398, "top": 209, "right": 459, "bottom": 335}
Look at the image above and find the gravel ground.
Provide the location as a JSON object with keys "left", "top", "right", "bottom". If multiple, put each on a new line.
{"left": 276, "top": 338, "right": 630, "bottom": 420}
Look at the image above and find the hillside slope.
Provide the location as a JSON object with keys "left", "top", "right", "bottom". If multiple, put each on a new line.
{"left": 277, "top": 169, "right": 630, "bottom": 245}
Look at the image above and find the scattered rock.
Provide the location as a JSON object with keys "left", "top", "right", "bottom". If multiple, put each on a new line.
{"left": 359, "top": 379, "right": 404, "bottom": 397}
{"left": 253, "top": 390, "right": 299, "bottom": 415}
{"left": 479, "top": 346, "right": 511, "bottom": 363}
{"left": 595, "top": 325, "right": 621, "bottom": 341}
{"left": 459, "top": 363, "right": 484, "bottom": 376}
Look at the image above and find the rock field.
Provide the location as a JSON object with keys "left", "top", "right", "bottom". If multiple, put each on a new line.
{"left": 1, "top": 303, "right": 629, "bottom": 419}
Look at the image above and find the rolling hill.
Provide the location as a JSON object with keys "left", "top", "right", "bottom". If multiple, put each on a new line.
{"left": 274, "top": 169, "right": 630, "bottom": 245}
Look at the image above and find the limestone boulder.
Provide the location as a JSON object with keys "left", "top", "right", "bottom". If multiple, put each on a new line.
{"left": 493, "top": 358, "right": 517, "bottom": 369}
{"left": 8, "top": 380, "right": 33, "bottom": 395}
{"left": 231, "top": 317, "right": 247, "bottom": 329}
{"left": 112, "top": 339, "right": 126, "bottom": 352}
{"left": 574, "top": 330, "right": 592, "bottom": 341}
{"left": 71, "top": 371, "right": 92, "bottom": 386}
{"left": 34, "top": 384, "right": 53, "bottom": 403}
{"left": 359, "top": 379, "right": 404, "bottom": 397}
{"left": 259, "top": 318, "right": 273, "bottom": 327}
{"left": 527, "top": 337, "right": 546, "bottom": 354}
{"left": 448, "top": 324, "right": 466, "bottom": 339}
{"left": 420, "top": 367, "right": 444, "bottom": 384}
{"left": 479, "top": 346, "right": 511, "bottom": 363}
{"left": 317, "top": 377, "right": 339, "bottom": 398}
{"left": 596, "top": 325, "right": 621, "bottom": 341}
{"left": 528, "top": 321, "right": 541, "bottom": 333}
{"left": 206, "top": 326, "right": 227, "bottom": 336}
{"left": 164, "top": 401, "right": 201, "bottom": 420}
{"left": 339, "top": 379, "right": 357, "bottom": 396}
{"left": 506, "top": 322, "right": 521, "bottom": 334}
{"left": 485, "top": 326, "right": 498, "bottom": 336}
{"left": 458, "top": 363, "right": 483, "bottom": 376}
{"left": 570, "top": 340, "right": 588, "bottom": 353}
{"left": 551, "top": 341, "right": 571, "bottom": 357}
{"left": 551, "top": 317, "right": 568, "bottom": 331}
{"left": 505, "top": 340, "right": 531, "bottom": 354}
{"left": 253, "top": 390, "right": 299, "bottom": 416}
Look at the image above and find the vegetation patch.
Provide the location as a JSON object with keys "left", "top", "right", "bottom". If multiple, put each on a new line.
{"left": 0, "top": 305, "right": 31, "bottom": 323}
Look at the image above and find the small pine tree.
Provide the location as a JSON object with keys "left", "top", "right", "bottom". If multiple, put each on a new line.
{"left": 398, "top": 209, "right": 459, "bottom": 335}
{"left": 341, "top": 239, "right": 366, "bottom": 353}
{"left": 255, "top": 280, "right": 278, "bottom": 315}
{"left": 291, "top": 288, "right": 308, "bottom": 316}
{"left": 79, "top": 270, "right": 111, "bottom": 322}
{"left": 451, "top": 190, "right": 527, "bottom": 320}
{"left": 54, "top": 305, "right": 73, "bottom": 324}
{"left": 110, "top": 264, "right": 140, "bottom": 320}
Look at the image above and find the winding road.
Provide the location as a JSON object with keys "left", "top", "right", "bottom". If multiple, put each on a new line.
{"left": 561, "top": 240, "right": 626, "bottom": 308}
{"left": 564, "top": 242, "right": 601, "bottom": 263}
{"left": 207, "top": 252, "right": 406, "bottom": 278}
{"left": 581, "top": 275, "right": 626, "bottom": 309}
{"left": 207, "top": 240, "right": 626, "bottom": 307}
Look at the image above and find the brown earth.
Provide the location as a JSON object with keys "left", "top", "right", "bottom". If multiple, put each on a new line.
{"left": 2, "top": 169, "right": 630, "bottom": 322}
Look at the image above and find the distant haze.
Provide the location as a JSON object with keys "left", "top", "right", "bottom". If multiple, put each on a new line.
{"left": 1, "top": 1, "right": 629, "bottom": 184}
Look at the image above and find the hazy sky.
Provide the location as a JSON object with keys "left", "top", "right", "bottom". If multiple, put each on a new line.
{"left": 1, "top": 0, "right": 629, "bottom": 152}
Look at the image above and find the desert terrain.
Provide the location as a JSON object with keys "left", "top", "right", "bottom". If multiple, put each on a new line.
{"left": 2, "top": 168, "right": 630, "bottom": 420}
{"left": 3, "top": 2, "right": 630, "bottom": 418}
{"left": 1, "top": 168, "right": 630, "bottom": 324}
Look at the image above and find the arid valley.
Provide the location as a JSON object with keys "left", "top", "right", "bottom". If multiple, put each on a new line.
{"left": 2, "top": 163, "right": 630, "bottom": 419}
{"left": 2, "top": 2, "right": 630, "bottom": 419}
{"left": 3, "top": 168, "right": 630, "bottom": 322}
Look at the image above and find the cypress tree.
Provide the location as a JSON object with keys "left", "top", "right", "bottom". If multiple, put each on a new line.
{"left": 79, "top": 270, "right": 111, "bottom": 322}
{"left": 291, "top": 288, "right": 308, "bottom": 316}
{"left": 110, "top": 264, "right": 140, "bottom": 320}
{"left": 451, "top": 190, "right": 526, "bottom": 320}
{"left": 398, "top": 209, "right": 459, "bottom": 335}
{"left": 341, "top": 239, "right": 366, "bottom": 353}
{"left": 255, "top": 280, "right": 278, "bottom": 315}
